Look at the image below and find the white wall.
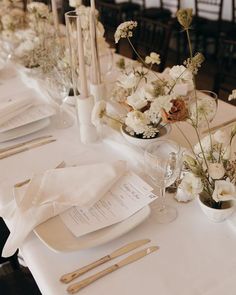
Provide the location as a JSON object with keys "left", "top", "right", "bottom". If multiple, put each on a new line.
{"left": 126, "top": 0, "right": 233, "bottom": 21}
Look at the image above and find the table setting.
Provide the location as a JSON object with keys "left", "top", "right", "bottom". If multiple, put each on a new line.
{"left": 0, "top": 1, "right": 236, "bottom": 295}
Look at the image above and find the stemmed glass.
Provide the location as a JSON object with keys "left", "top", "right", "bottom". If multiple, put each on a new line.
{"left": 188, "top": 90, "right": 218, "bottom": 131}
{"left": 43, "top": 68, "right": 74, "bottom": 129}
{"left": 144, "top": 139, "right": 182, "bottom": 223}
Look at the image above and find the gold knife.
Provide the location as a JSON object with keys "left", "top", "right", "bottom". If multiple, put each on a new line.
{"left": 67, "top": 246, "right": 159, "bottom": 294}
{"left": 0, "top": 139, "right": 56, "bottom": 160}
{"left": 60, "top": 239, "right": 150, "bottom": 284}
{"left": 0, "top": 135, "right": 53, "bottom": 154}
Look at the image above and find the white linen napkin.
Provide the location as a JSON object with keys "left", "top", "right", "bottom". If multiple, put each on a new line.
{"left": 0, "top": 95, "right": 34, "bottom": 126}
{"left": 0, "top": 161, "right": 126, "bottom": 257}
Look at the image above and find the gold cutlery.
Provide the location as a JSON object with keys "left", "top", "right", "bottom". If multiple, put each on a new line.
{"left": 14, "top": 161, "right": 66, "bottom": 188}
{"left": 60, "top": 239, "right": 150, "bottom": 284}
{"left": 0, "top": 135, "right": 53, "bottom": 154}
{"left": 0, "top": 138, "right": 56, "bottom": 160}
{"left": 202, "top": 118, "right": 236, "bottom": 134}
{"left": 67, "top": 246, "right": 159, "bottom": 294}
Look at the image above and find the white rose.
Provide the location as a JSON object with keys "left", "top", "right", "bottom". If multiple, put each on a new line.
{"left": 208, "top": 163, "right": 225, "bottom": 179}
{"left": 126, "top": 91, "right": 147, "bottom": 110}
{"left": 169, "top": 65, "right": 193, "bottom": 82}
{"left": 117, "top": 72, "right": 138, "bottom": 89}
{"left": 212, "top": 180, "right": 236, "bottom": 202}
{"left": 179, "top": 173, "right": 203, "bottom": 198}
{"left": 125, "top": 110, "right": 149, "bottom": 134}
{"left": 213, "top": 130, "right": 230, "bottom": 145}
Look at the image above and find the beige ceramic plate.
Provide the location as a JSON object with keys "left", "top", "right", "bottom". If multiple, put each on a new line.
{"left": 34, "top": 206, "right": 150, "bottom": 253}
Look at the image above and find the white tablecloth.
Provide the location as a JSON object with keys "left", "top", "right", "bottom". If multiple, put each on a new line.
{"left": 0, "top": 61, "right": 236, "bottom": 295}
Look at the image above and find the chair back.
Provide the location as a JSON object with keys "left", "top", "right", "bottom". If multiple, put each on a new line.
{"left": 213, "top": 38, "right": 236, "bottom": 105}
{"left": 161, "top": 0, "right": 181, "bottom": 13}
{"left": 133, "top": 17, "right": 173, "bottom": 71}
{"left": 233, "top": 0, "right": 236, "bottom": 24}
{"left": 194, "top": 0, "right": 224, "bottom": 21}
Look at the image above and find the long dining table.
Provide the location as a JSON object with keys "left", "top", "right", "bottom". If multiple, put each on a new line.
{"left": 0, "top": 58, "right": 236, "bottom": 295}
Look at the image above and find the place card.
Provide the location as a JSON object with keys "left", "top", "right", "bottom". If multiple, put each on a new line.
{"left": 60, "top": 171, "right": 156, "bottom": 237}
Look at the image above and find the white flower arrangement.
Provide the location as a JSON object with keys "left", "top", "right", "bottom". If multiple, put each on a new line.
{"left": 184, "top": 127, "right": 236, "bottom": 208}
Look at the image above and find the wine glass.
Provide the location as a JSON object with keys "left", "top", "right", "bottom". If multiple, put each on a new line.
{"left": 144, "top": 139, "right": 182, "bottom": 223}
{"left": 188, "top": 90, "right": 218, "bottom": 131}
{"left": 43, "top": 68, "right": 74, "bottom": 129}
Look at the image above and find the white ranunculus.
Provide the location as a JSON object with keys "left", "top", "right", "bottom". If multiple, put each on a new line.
{"left": 179, "top": 173, "right": 203, "bottom": 198}
{"left": 126, "top": 91, "right": 147, "bottom": 110}
{"left": 169, "top": 65, "right": 193, "bottom": 82}
{"left": 208, "top": 163, "right": 225, "bottom": 179}
{"left": 149, "top": 94, "right": 174, "bottom": 115}
{"left": 125, "top": 110, "right": 149, "bottom": 134}
{"left": 213, "top": 130, "right": 230, "bottom": 145}
{"left": 117, "top": 72, "right": 138, "bottom": 90}
{"left": 212, "top": 180, "right": 236, "bottom": 202}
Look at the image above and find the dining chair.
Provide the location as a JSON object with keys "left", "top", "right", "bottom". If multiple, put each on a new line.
{"left": 97, "top": 1, "right": 124, "bottom": 52}
{"left": 213, "top": 38, "right": 236, "bottom": 105}
{"left": 132, "top": 17, "right": 173, "bottom": 72}
{"left": 194, "top": 0, "right": 224, "bottom": 57}
{"left": 140, "top": 1, "right": 186, "bottom": 64}
{"left": 141, "top": 0, "right": 180, "bottom": 20}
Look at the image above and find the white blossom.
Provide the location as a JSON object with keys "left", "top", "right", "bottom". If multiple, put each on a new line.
{"left": 145, "top": 52, "right": 161, "bottom": 65}
{"left": 179, "top": 173, "right": 203, "bottom": 198}
{"left": 117, "top": 72, "right": 139, "bottom": 90}
{"left": 69, "top": 0, "right": 82, "bottom": 7}
{"left": 208, "top": 163, "right": 225, "bottom": 180}
{"left": 114, "top": 21, "right": 137, "bottom": 43}
{"left": 212, "top": 180, "right": 236, "bottom": 202}
{"left": 228, "top": 89, "right": 236, "bottom": 101}
{"left": 169, "top": 65, "right": 193, "bottom": 82}
{"left": 125, "top": 110, "right": 150, "bottom": 134}
{"left": 126, "top": 91, "right": 148, "bottom": 110}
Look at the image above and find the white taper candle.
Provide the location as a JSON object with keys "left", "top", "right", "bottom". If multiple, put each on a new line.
{"left": 77, "top": 16, "right": 89, "bottom": 98}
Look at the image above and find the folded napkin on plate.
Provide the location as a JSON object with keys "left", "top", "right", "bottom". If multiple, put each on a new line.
{"left": 0, "top": 160, "right": 126, "bottom": 257}
{"left": 0, "top": 95, "right": 34, "bottom": 126}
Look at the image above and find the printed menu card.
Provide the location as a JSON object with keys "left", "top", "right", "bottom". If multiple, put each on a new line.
{"left": 60, "top": 171, "right": 157, "bottom": 237}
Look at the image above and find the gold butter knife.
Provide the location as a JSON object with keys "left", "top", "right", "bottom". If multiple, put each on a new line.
{"left": 67, "top": 246, "right": 159, "bottom": 294}
{"left": 0, "top": 139, "right": 56, "bottom": 160}
{"left": 0, "top": 135, "right": 53, "bottom": 154}
{"left": 60, "top": 239, "right": 150, "bottom": 284}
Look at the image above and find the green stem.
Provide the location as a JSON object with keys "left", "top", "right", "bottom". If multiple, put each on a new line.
{"left": 127, "top": 37, "right": 164, "bottom": 83}
{"left": 193, "top": 125, "right": 209, "bottom": 171}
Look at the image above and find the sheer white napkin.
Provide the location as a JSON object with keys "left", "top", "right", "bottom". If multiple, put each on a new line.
{"left": 0, "top": 95, "right": 34, "bottom": 126}
{"left": 0, "top": 161, "right": 126, "bottom": 257}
